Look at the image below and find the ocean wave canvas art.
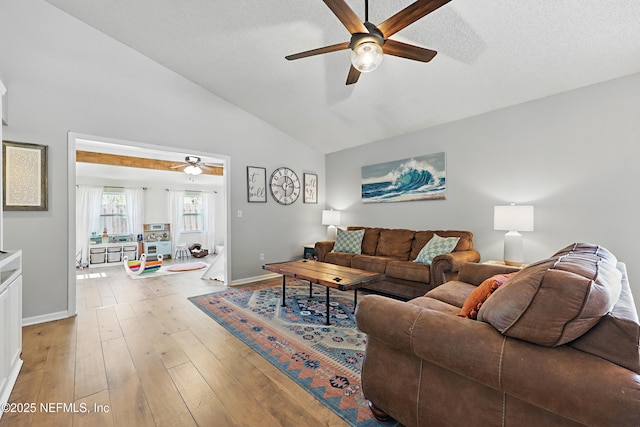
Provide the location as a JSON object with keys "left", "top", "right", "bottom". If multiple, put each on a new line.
{"left": 361, "top": 152, "right": 446, "bottom": 203}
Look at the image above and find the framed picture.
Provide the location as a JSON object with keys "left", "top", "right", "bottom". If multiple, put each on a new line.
{"left": 3, "top": 140, "right": 48, "bottom": 211}
{"left": 246, "top": 166, "right": 267, "bottom": 202}
{"left": 304, "top": 173, "right": 317, "bottom": 204}
{"left": 361, "top": 152, "right": 446, "bottom": 203}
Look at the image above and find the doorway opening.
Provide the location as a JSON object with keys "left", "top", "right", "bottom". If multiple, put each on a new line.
{"left": 66, "top": 132, "right": 231, "bottom": 316}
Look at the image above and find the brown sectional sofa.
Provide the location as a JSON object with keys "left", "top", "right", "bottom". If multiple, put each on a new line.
{"left": 356, "top": 243, "right": 640, "bottom": 426}
{"left": 315, "top": 227, "right": 480, "bottom": 299}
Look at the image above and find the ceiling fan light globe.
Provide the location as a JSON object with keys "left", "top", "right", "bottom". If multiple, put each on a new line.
{"left": 184, "top": 165, "right": 203, "bottom": 175}
{"left": 351, "top": 41, "right": 383, "bottom": 73}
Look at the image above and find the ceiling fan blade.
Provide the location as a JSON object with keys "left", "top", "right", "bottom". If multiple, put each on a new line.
{"left": 286, "top": 41, "right": 350, "bottom": 60}
{"left": 323, "top": 0, "right": 368, "bottom": 34}
{"left": 346, "top": 65, "right": 361, "bottom": 85}
{"left": 169, "top": 164, "right": 186, "bottom": 169}
{"left": 377, "top": 0, "right": 451, "bottom": 38}
{"left": 383, "top": 39, "right": 437, "bottom": 62}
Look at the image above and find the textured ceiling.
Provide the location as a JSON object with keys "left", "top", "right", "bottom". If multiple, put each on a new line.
{"left": 45, "top": 0, "right": 640, "bottom": 153}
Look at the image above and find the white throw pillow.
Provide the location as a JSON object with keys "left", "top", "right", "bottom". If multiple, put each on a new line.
{"left": 331, "top": 228, "right": 364, "bottom": 254}
{"left": 413, "top": 234, "right": 460, "bottom": 265}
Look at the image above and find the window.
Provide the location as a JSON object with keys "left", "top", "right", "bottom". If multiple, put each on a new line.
{"left": 100, "top": 189, "right": 128, "bottom": 235}
{"left": 183, "top": 193, "right": 203, "bottom": 232}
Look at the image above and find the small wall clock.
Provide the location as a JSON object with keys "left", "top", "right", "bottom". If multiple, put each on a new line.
{"left": 269, "top": 167, "right": 301, "bottom": 205}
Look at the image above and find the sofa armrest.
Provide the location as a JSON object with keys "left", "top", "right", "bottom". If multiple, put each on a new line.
{"left": 430, "top": 249, "right": 481, "bottom": 287}
{"left": 314, "top": 240, "right": 335, "bottom": 262}
{"left": 457, "top": 262, "right": 522, "bottom": 286}
{"left": 356, "top": 295, "right": 425, "bottom": 353}
{"left": 356, "top": 294, "right": 503, "bottom": 390}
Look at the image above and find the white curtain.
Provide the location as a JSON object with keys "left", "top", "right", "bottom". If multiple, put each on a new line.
{"left": 76, "top": 185, "right": 103, "bottom": 266}
{"left": 202, "top": 192, "right": 216, "bottom": 250}
{"left": 125, "top": 187, "right": 144, "bottom": 238}
{"left": 168, "top": 190, "right": 185, "bottom": 256}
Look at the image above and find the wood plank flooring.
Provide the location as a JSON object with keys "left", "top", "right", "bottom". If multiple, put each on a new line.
{"left": 0, "top": 262, "right": 350, "bottom": 426}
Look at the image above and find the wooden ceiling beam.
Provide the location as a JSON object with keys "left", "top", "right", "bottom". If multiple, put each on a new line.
{"left": 75, "top": 150, "right": 223, "bottom": 176}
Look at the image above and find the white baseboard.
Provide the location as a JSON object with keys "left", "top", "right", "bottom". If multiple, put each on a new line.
{"left": 22, "top": 310, "right": 74, "bottom": 326}
{"left": 230, "top": 272, "right": 280, "bottom": 286}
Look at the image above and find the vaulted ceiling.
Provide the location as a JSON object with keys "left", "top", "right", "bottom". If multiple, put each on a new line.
{"left": 45, "top": 0, "right": 640, "bottom": 153}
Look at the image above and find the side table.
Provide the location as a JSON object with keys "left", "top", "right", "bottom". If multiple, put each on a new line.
{"left": 303, "top": 244, "right": 317, "bottom": 260}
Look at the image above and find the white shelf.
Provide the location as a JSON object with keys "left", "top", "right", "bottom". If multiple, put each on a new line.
{"left": 88, "top": 242, "right": 139, "bottom": 268}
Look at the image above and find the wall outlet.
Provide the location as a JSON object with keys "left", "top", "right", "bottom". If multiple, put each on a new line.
{"left": 237, "top": 210, "right": 243, "bottom": 218}
{"left": 260, "top": 253, "right": 265, "bottom": 261}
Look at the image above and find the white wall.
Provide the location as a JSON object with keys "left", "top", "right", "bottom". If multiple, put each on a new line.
{"left": 0, "top": 0, "right": 326, "bottom": 321}
{"left": 326, "top": 72, "right": 640, "bottom": 313}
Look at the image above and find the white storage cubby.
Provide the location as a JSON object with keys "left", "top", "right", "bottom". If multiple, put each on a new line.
{"left": 88, "top": 243, "right": 138, "bottom": 268}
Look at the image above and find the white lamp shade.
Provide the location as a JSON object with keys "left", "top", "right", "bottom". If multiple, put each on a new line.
{"left": 494, "top": 205, "right": 534, "bottom": 231}
{"left": 322, "top": 210, "right": 341, "bottom": 226}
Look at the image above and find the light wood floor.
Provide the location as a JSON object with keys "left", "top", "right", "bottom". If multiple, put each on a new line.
{"left": 1, "top": 261, "right": 349, "bottom": 427}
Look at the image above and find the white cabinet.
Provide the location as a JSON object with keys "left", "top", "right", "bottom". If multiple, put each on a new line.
{"left": 0, "top": 251, "right": 23, "bottom": 414}
{"left": 1, "top": 78, "right": 6, "bottom": 245}
{"left": 143, "top": 241, "right": 172, "bottom": 258}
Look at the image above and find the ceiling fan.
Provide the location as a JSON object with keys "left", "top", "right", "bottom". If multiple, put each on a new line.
{"left": 286, "top": 0, "right": 451, "bottom": 85}
{"left": 170, "top": 156, "right": 220, "bottom": 176}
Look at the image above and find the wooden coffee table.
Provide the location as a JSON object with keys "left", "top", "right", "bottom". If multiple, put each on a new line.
{"left": 263, "top": 259, "right": 385, "bottom": 325}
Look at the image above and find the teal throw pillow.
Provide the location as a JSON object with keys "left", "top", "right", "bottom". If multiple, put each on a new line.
{"left": 331, "top": 228, "right": 364, "bottom": 254}
{"left": 413, "top": 234, "right": 460, "bottom": 265}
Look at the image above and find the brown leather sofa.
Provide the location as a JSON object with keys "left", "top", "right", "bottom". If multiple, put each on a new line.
{"left": 356, "top": 243, "right": 640, "bottom": 426}
{"left": 315, "top": 227, "right": 480, "bottom": 299}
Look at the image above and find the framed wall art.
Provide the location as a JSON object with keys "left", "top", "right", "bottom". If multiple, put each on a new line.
{"left": 361, "top": 152, "right": 446, "bottom": 203}
{"left": 246, "top": 166, "right": 267, "bottom": 202}
{"left": 303, "top": 173, "right": 317, "bottom": 204}
{"left": 3, "top": 140, "right": 48, "bottom": 211}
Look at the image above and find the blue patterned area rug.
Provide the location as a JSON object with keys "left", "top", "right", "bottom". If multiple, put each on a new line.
{"left": 188, "top": 279, "right": 398, "bottom": 427}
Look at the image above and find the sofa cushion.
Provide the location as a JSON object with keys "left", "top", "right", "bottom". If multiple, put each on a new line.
{"left": 410, "top": 230, "right": 474, "bottom": 260}
{"left": 347, "top": 227, "right": 381, "bottom": 255}
{"left": 413, "top": 234, "right": 460, "bottom": 265}
{"left": 375, "top": 229, "right": 415, "bottom": 260}
{"left": 457, "top": 273, "right": 516, "bottom": 319}
{"left": 410, "top": 231, "right": 435, "bottom": 260}
{"left": 352, "top": 255, "right": 394, "bottom": 274}
{"left": 569, "top": 262, "right": 640, "bottom": 374}
{"left": 331, "top": 228, "right": 364, "bottom": 254}
{"left": 324, "top": 251, "right": 356, "bottom": 267}
{"left": 425, "top": 281, "right": 477, "bottom": 308}
{"left": 409, "top": 295, "right": 461, "bottom": 316}
{"left": 478, "top": 243, "right": 622, "bottom": 347}
{"left": 386, "top": 260, "right": 431, "bottom": 283}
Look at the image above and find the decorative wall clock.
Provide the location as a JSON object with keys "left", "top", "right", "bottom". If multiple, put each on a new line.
{"left": 269, "top": 167, "right": 301, "bottom": 205}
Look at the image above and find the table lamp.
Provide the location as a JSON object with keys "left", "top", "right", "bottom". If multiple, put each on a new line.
{"left": 494, "top": 204, "right": 534, "bottom": 266}
{"left": 322, "top": 210, "right": 341, "bottom": 240}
